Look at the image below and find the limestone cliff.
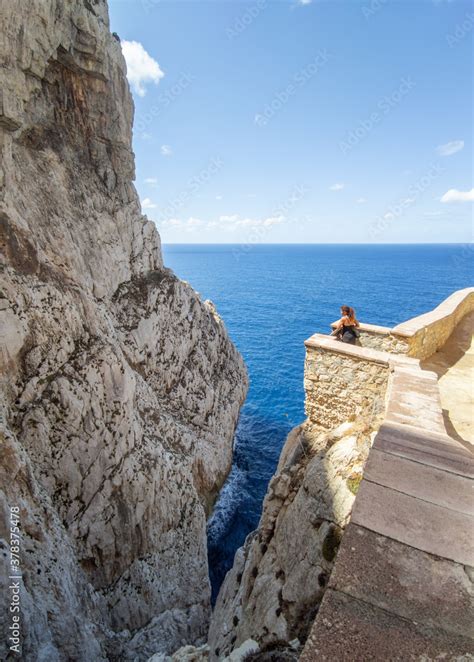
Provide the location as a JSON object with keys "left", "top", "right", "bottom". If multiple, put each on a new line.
{"left": 0, "top": 2, "right": 247, "bottom": 660}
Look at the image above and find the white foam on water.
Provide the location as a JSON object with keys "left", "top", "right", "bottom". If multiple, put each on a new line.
{"left": 207, "top": 463, "right": 247, "bottom": 543}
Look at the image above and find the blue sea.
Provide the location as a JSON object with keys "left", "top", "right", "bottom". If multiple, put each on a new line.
{"left": 162, "top": 244, "right": 473, "bottom": 602}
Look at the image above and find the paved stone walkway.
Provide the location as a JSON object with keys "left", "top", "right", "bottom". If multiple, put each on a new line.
{"left": 422, "top": 311, "right": 474, "bottom": 445}
{"left": 300, "top": 421, "right": 474, "bottom": 661}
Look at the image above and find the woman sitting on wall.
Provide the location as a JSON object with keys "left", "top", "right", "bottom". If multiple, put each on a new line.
{"left": 331, "top": 305, "right": 360, "bottom": 345}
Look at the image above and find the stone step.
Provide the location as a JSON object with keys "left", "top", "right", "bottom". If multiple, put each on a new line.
{"left": 328, "top": 524, "right": 474, "bottom": 640}
{"left": 373, "top": 423, "right": 474, "bottom": 478}
{"left": 351, "top": 480, "right": 474, "bottom": 566}
{"left": 300, "top": 588, "right": 474, "bottom": 662}
{"left": 363, "top": 447, "right": 473, "bottom": 515}
{"left": 385, "top": 408, "right": 445, "bottom": 434}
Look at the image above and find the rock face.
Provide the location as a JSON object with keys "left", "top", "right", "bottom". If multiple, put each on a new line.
{"left": 0, "top": 2, "right": 247, "bottom": 660}
{"left": 207, "top": 419, "right": 380, "bottom": 660}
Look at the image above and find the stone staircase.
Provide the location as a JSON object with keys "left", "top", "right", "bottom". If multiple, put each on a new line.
{"left": 300, "top": 421, "right": 473, "bottom": 660}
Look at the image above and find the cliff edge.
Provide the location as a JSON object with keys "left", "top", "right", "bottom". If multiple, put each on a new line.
{"left": 0, "top": 1, "right": 247, "bottom": 659}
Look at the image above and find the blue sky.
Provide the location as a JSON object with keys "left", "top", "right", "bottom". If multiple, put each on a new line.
{"left": 109, "top": 0, "right": 473, "bottom": 243}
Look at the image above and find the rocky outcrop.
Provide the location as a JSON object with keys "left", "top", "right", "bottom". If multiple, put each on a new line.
{"left": 0, "top": 2, "right": 247, "bottom": 660}
{"left": 207, "top": 418, "right": 380, "bottom": 660}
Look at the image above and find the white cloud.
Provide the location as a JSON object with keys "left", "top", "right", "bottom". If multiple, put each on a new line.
{"left": 356, "top": 197, "right": 366, "bottom": 204}
{"left": 121, "top": 41, "right": 164, "bottom": 97}
{"left": 160, "top": 144, "right": 173, "bottom": 156}
{"left": 145, "top": 177, "right": 158, "bottom": 185}
{"left": 161, "top": 217, "right": 204, "bottom": 232}
{"left": 297, "top": 0, "right": 313, "bottom": 5}
{"left": 218, "top": 214, "right": 284, "bottom": 229}
{"left": 216, "top": 195, "right": 223, "bottom": 200}
{"left": 424, "top": 211, "right": 443, "bottom": 217}
{"left": 330, "top": 183, "right": 344, "bottom": 191}
{"left": 160, "top": 214, "right": 285, "bottom": 233}
{"left": 263, "top": 216, "right": 283, "bottom": 227}
{"left": 436, "top": 140, "right": 464, "bottom": 157}
{"left": 384, "top": 212, "right": 395, "bottom": 220}
{"left": 141, "top": 197, "right": 157, "bottom": 209}
{"left": 440, "top": 188, "right": 474, "bottom": 203}
{"left": 187, "top": 218, "right": 203, "bottom": 227}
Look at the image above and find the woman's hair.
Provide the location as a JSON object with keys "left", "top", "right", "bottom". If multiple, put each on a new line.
{"left": 341, "top": 305, "right": 356, "bottom": 323}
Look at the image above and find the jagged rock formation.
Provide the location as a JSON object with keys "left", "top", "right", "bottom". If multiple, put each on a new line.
{"left": 207, "top": 418, "right": 380, "bottom": 660}
{"left": 0, "top": 1, "right": 247, "bottom": 660}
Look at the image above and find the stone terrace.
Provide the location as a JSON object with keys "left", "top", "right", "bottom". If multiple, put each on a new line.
{"left": 300, "top": 287, "right": 474, "bottom": 660}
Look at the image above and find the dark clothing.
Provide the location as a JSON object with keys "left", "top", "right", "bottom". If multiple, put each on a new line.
{"left": 341, "top": 325, "right": 358, "bottom": 344}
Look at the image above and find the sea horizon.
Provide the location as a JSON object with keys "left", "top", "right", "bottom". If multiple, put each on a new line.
{"left": 162, "top": 241, "right": 473, "bottom": 246}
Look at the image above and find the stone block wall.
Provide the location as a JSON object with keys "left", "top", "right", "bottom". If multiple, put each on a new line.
{"left": 330, "top": 321, "right": 409, "bottom": 354}
{"left": 304, "top": 338, "right": 390, "bottom": 430}
{"left": 356, "top": 327, "right": 409, "bottom": 354}
{"left": 393, "top": 288, "right": 474, "bottom": 360}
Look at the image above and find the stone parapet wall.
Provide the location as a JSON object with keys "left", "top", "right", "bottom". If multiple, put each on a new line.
{"left": 357, "top": 327, "right": 409, "bottom": 353}
{"left": 307, "top": 287, "right": 474, "bottom": 456}
{"left": 304, "top": 334, "right": 418, "bottom": 431}
{"left": 392, "top": 287, "right": 474, "bottom": 360}
{"left": 330, "top": 287, "right": 474, "bottom": 360}
{"left": 304, "top": 338, "right": 389, "bottom": 430}
{"left": 330, "top": 321, "right": 409, "bottom": 353}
